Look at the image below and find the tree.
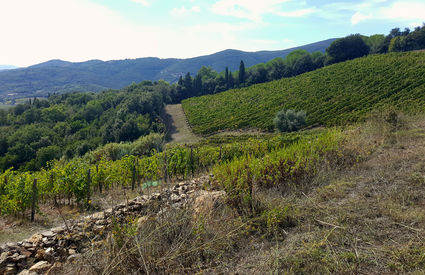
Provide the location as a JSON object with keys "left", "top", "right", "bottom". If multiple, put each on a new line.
{"left": 364, "top": 34, "right": 386, "bottom": 54}
{"left": 325, "top": 34, "right": 370, "bottom": 65}
{"left": 238, "top": 60, "right": 246, "bottom": 86}
{"left": 273, "top": 109, "right": 306, "bottom": 133}
{"left": 228, "top": 71, "right": 234, "bottom": 89}
{"left": 267, "top": 57, "right": 286, "bottom": 80}
{"left": 224, "top": 67, "right": 229, "bottom": 88}
{"left": 193, "top": 74, "right": 203, "bottom": 96}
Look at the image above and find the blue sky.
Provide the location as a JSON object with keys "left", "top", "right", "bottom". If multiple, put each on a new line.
{"left": 0, "top": 0, "right": 424, "bottom": 67}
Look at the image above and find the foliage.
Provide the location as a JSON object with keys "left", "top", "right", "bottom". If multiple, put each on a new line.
{"left": 0, "top": 81, "right": 172, "bottom": 171}
{"left": 325, "top": 34, "right": 370, "bottom": 65}
{"left": 0, "top": 131, "right": 314, "bottom": 216}
{"left": 183, "top": 51, "right": 425, "bottom": 135}
{"left": 273, "top": 109, "right": 306, "bottom": 133}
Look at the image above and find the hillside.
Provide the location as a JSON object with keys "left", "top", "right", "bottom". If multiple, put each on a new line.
{"left": 0, "top": 39, "right": 335, "bottom": 101}
{"left": 183, "top": 51, "right": 425, "bottom": 135}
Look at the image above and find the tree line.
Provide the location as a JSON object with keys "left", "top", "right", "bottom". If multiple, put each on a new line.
{"left": 175, "top": 24, "right": 425, "bottom": 101}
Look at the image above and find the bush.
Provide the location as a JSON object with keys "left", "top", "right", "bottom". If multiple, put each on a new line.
{"left": 273, "top": 109, "right": 306, "bottom": 133}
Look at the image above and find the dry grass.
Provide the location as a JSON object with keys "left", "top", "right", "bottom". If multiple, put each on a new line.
{"left": 0, "top": 185, "right": 148, "bottom": 245}
{"left": 58, "top": 113, "right": 425, "bottom": 274}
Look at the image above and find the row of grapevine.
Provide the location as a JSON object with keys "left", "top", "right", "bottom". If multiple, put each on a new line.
{"left": 213, "top": 129, "right": 347, "bottom": 213}
{"left": 0, "top": 131, "right": 322, "bottom": 217}
{"left": 183, "top": 51, "right": 425, "bottom": 135}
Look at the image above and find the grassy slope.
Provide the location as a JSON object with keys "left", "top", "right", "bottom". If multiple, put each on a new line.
{"left": 164, "top": 104, "right": 200, "bottom": 144}
{"left": 183, "top": 52, "right": 425, "bottom": 135}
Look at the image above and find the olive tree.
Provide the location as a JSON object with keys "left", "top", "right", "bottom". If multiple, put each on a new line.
{"left": 273, "top": 109, "right": 306, "bottom": 133}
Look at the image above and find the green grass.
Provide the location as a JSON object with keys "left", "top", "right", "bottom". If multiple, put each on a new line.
{"left": 182, "top": 52, "right": 425, "bottom": 135}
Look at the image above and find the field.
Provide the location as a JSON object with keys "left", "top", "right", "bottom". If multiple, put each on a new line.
{"left": 182, "top": 51, "right": 425, "bottom": 135}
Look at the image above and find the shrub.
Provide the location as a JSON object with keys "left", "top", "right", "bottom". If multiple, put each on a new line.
{"left": 273, "top": 109, "right": 306, "bottom": 133}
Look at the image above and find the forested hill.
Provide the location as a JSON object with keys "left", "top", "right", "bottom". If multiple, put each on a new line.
{"left": 183, "top": 51, "right": 425, "bottom": 135}
{"left": 0, "top": 39, "right": 336, "bottom": 100}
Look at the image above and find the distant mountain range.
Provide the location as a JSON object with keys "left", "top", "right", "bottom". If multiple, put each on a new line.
{"left": 0, "top": 38, "right": 336, "bottom": 101}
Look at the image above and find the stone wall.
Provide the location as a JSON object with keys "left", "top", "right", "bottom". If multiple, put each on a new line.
{"left": 0, "top": 176, "right": 212, "bottom": 275}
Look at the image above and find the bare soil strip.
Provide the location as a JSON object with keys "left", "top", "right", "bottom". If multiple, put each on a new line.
{"left": 164, "top": 104, "right": 200, "bottom": 144}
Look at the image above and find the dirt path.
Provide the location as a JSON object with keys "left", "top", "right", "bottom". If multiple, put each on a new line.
{"left": 164, "top": 104, "right": 200, "bottom": 144}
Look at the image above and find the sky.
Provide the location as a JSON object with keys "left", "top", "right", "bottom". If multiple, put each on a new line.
{"left": 0, "top": 0, "right": 424, "bottom": 67}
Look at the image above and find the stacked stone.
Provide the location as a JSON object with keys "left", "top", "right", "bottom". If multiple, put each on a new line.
{"left": 0, "top": 176, "right": 210, "bottom": 275}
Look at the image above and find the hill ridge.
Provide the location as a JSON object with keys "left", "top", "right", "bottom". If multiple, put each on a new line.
{"left": 0, "top": 38, "right": 336, "bottom": 101}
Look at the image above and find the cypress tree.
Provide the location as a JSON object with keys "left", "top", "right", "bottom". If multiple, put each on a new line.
{"left": 228, "top": 71, "right": 234, "bottom": 89}
{"left": 238, "top": 60, "right": 246, "bottom": 86}
{"left": 178, "top": 75, "right": 184, "bottom": 86}
{"left": 225, "top": 67, "right": 229, "bottom": 88}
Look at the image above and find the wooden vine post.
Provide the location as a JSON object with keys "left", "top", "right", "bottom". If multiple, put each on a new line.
{"left": 96, "top": 164, "right": 102, "bottom": 194}
{"left": 87, "top": 169, "right": 91, "bottom": 207}
{"left": 164, "top": 151, "right": 169, "bottom": 192}
{"left": 131, "top": 159, "right": 136, "bottom": 191}
{"left": 190, "top": 146, "right": 194, "bottom": 178}
{"left": 31, "top": 178, "right": 37, "bottom": 222}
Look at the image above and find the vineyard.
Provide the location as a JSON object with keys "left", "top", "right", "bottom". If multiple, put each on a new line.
{"left": 182, "top": 51, "right": 425, "bottom": 135}
{"left": 0, "top": 129, "right": 329, "bottom": 218}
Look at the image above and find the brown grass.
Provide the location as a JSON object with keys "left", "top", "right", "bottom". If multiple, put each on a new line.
{"left": 58, "top": 114, "right": 425, "bottom": 274}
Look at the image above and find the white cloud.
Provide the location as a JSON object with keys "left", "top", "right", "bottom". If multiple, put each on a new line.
{"left": 349, "top": 1, "right": 425, "bottom": 25}
{"left": 0, "top": 0, "right": 288, "bottom": 67}
{"left": 170, "top": 6, "right": 201, "bottom": 17}
{"left": 211, "top": 0, "right": 302, "bottom": 22}
{"left": 351, "top": 12, "right": 370, "bottom": 25}
{"left": 171, "top": 6, "right": 187, "bottom": 16}
{"left": 277, "top": 8, "right": 317, "bottom": 18}
{"left": 131, "top": 0, "right": 150, "bottom": 6}
{"left": 0, "top": 0, "right": 165, "bottom": 66}
{"left": 191, "top": 6, "right": 201, "bottom": 13}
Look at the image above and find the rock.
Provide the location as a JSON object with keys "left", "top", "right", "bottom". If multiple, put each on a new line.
{"left": 137, "top": 216, "right": 149, "bottom": 230}
{"left": 0, "top": 251, "right": 9, "bottom": 267}
{"left": 28, "top": 261, "right": 51, "bottom": 273}
{"left": 41, "top": 231, "right": 55, "bottom": 238}
{"left": 95, "top": 219, "right": 106, "bottom": 225}
{"left": 67, "top": 254, "right": 79, "bottom": 262}
{"left": 29, "top": 234, "right": 43, "bottom": 245}
{"left": 22, "top": 242, "right": 33, "bottom": 249}
{"left": 15, "top": 254, "right": 27, "bottom": 262}
{"left": 35, "top": 249, "right": 45, "bottom": 260}
{"left": 18, "top": 269, "right": 37, "bottom": 275}
{"left": 4, "top": 264, "right": 17, "bottom": 275}
{"left": 193, "top": 190, "right": 225, "bottom": 216}
{"left": 19, "top": 247, "right": 32, "bottom": 258}
{"left": 51, "top": 226, "right": 65, "bottom": 234}
{"left": 46, "top": 262, "right": 63, "bottom": 275}
{"left": 68, "top": 249, "right": 76, "bottom": 255}
{"left": 170, "top": 194, "right": 181, "bottom": 202}
{"left": 93, "top": 225, "right": 105, "bottom": 234}
{"left": 91, "top": 212, "right": 104, "bottom": 220}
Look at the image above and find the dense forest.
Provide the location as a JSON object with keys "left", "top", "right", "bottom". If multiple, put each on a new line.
{"left": 0, "top": 81, "right": 176, "bottom": 172}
